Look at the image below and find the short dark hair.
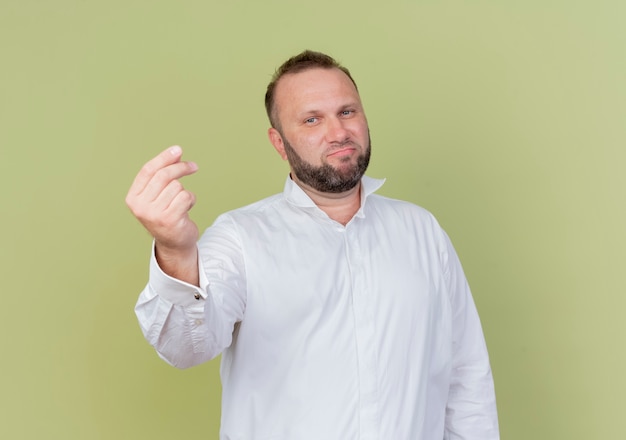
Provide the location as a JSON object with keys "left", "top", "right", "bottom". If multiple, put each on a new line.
{"left": 264, "top": 50, "right": 358, "bottom": 129}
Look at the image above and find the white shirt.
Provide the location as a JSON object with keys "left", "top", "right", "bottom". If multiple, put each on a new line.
{"left": 135, "top": 176, "right": 499, "bottom": 440}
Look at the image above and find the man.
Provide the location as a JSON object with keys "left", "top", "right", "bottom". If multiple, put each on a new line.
{"left": 127, "top": 50, "right": 499, "bottom": 439}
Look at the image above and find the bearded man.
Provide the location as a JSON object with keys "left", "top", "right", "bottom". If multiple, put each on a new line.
{"left": 126, "top": 50, "right": 499, "bottom": 440}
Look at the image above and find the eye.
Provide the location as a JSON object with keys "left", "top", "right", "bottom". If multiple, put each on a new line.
{"left": 340, "top": 110, "right": 354, "bottom": 117}
{"left": 304, "top": 117, "right": 318, "bottom": 124}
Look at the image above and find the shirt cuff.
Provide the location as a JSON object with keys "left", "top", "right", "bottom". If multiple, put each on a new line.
{"left": 148, "top": 241, "right": 208, "bottom": 308}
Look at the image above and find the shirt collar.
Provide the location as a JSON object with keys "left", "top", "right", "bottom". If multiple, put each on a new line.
{"left": 283, "top": 175, "right": 386, "bottom": 212}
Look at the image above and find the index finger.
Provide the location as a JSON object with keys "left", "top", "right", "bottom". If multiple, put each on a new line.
{"left": 130, "top": 145, "right": 184, "bottom": 195}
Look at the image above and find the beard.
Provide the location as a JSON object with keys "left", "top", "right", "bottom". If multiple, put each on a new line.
{"left": 281, "top": 133, "right": 371, "bottom": 194}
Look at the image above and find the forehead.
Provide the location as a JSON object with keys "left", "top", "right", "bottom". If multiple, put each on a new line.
{"left": 273, "top": 67, "right": 361, "bottom": 113}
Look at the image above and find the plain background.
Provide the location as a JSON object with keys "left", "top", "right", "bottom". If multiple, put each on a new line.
{"left": 1, "top": 1, "right": 624, "bottom": 438}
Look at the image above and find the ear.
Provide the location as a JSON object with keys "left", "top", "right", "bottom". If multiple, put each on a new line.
{"left": 268, "top": 127, "right": 288, "bottom": 160}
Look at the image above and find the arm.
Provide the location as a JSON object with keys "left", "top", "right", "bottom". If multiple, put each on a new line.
{"left": 127, "top": 147, "right": 243, "bottom": 368}
{"left": 134, "top": 223, "right": 246, "bottom": 369}
{"left": 442, "top": 231, "right": 500, "bottom": 440}
{"left": 134, "top": 244, "right": 212, "bottom": 368}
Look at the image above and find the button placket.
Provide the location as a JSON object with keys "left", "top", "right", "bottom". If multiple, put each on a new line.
{"left": 344, "top": 224, "right": 381, "bottom": 439}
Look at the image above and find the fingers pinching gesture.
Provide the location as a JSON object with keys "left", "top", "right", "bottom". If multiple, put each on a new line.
{"left": 126, "top": 146, "right": 200, "bottom": 284}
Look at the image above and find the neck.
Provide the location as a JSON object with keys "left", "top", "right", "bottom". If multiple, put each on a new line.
{"left": 293, "top": 175, "right": 362, "bottom": 226}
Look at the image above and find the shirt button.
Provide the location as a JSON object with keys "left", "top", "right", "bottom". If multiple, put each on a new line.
{"left": 194, "top": 293, "right": 201, "bottom": 300}
{"left": 195, "top": 319, "right": 203, "bottom": 326}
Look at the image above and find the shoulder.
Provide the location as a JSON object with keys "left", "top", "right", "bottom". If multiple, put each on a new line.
{"left": 230, "top": 193, "right": 284, "bottom": 215}
{"left": 365, "top": 193, "right": 450, "bottom": 246}
{"left": 367, "top": 193, "right": 440, "bottom": 225}
{"left": 210, "top": 192, "right": 286, "bottom": 228}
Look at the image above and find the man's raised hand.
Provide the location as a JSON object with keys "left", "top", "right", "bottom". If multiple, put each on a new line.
{"left": 126, "top": 146, "right": 200, "bottom": 284}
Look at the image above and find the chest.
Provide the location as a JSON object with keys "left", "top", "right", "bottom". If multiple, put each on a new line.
{"left": 238, "top": 216, "right": 448, "bottom": 335}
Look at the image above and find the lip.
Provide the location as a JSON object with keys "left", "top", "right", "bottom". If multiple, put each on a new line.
{"left": 327, "top": 147, "right": 356, "bottom": 158}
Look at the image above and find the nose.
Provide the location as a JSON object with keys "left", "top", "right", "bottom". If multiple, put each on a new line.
{"left": 325, "top": 117, "right": 350, "bottom": 144}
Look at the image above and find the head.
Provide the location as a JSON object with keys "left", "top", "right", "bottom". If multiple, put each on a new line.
{"left": 266, "top": 50, "right": 371, "bottom": 194}
{"left": 265, "top": 50, "right": 359, "bottom": 131}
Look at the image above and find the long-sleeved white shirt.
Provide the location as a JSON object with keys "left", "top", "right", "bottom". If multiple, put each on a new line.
{"left": 135, "top": 176, "right": 499, "bottom": 440}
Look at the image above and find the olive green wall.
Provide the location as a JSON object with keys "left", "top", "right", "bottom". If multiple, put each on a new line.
{"left": 1, "top": 1, "right": 624, "bottom": 438}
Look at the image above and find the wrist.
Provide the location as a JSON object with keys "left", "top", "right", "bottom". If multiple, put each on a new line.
{"left": 154, "top": 242, "right": 199, "bottom": 286}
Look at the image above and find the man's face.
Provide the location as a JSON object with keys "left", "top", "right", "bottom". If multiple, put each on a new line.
{"left": 269, "top": 67, "right": 371, "bottom": 194}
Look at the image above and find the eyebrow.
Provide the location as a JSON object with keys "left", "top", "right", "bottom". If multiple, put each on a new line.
{"left": 297, "top": 102, "right": 361, "bottom": 118}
